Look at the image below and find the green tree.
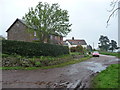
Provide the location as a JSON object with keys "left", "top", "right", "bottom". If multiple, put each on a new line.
{"left": 22, "top": 2, "right": 72, "bottom": 43}
{"left": 109, "top": 40, "right": 117, "bottom": 52}
{"left": 99, "top": 35, "right": 110, "bottom": 51}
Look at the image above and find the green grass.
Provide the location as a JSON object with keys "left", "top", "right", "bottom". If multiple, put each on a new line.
{"left": 100, "top": 51, "right": 120, "bottom": 58}
{"left": 70, "top": 52, "right": 83, "bottom": 55}
{"left": 1, "top": 56, "right": 92, "bottom": 70}
{"left": 92, "top": 64, "right": 120, "bottom": 88}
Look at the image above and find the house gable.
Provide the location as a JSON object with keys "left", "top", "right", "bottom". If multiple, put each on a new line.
{"left": 6, "top": 18, "right": 28, "bottom": 32}
{"left": 6, "top": 18, "right": 33, "bottom": 42}
{"left": 6, "top": 18, "right": 63, "bottom": 44}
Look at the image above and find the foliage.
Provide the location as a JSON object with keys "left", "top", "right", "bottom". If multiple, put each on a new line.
{"left": 92, "top": 64, "right": 119, "bottom": 88}
{"left": 2, "top": 40, "right": 69, "bottom": 57}
{"left": 22, "top": 2, "right": 72, "bottom": 43}
{"left": 76, "top": 45, "right": 84, "bottom": 53}
{"left": 70, "top": 47, "right": 76, "bottom": 52}
{"left": 99, "top": 35, "right": 110, "bottom": 51}
{"left": 1, "top": 54, "right": 91, "bottom": 70}
{"left": 109, "top": 40, "right": 117, "bottom": 51}
{"left": 35, "top": 62, "right": 42, "bottom": 67}
{"left": 70, "top": 45, "right": 85, "bottom": 55}
{"left": 98, "top": 35, "right": 118, "bottom": 52}
{"left": 70, "top": 52, "right": 81, "bottom": 55}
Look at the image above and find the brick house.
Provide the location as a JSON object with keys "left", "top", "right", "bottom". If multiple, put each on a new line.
{"left": 6, "top": 18, "right": 63, "bottom": 45}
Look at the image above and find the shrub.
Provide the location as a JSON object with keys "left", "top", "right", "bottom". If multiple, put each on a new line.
{"left": 70, "top": 47, "right": 76, "bottom": 52}
{"left": 2, "top": 40, "right": 69, "bottom": 57}
{"left": 76, "top": 45, "right": 84, "bottom": 53}
{"left": 70, "top": 45, "right": 84, "bottom": 54}
{"left": 35, "top": 62, "right": 42, "bottom": 67}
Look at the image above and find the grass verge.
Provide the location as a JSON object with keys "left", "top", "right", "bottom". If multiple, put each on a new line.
{"left": 100, "top": 52, "right": 120, "bottom": 58}
{"left": 91, "top": 64, "right": 120, "bottom": 88}
{"left": 1, "top": 56, "right": 91, "bottom": 70}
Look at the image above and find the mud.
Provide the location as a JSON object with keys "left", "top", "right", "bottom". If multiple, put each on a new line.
{"left": 2, "top": 54, "right": 120, "bottom": 88}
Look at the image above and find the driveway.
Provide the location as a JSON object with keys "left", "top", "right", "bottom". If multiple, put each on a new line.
{"left": 2, "top": 55, "right": 120, "bottom": 88}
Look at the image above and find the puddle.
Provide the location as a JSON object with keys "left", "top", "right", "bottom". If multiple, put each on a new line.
{"left": 83, "top": 62, "right": 107, "bottom": 73}
{"left": 66, "top": 65, "right": 79, "bottom": 75}
{"left": 107, "top": 58, "right": 120, "bottom": 63}
{"left": 82, "top": 58, "right": 120, "bottom": 73}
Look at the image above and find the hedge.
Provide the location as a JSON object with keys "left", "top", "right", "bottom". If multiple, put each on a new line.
{"left": 2, "top": 40, "right": 69, "bottom": 57}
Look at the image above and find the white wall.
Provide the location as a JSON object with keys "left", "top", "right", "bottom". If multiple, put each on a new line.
{"left": 82, "top": 45, "right": 87, "bottom": 48}
{"left": 65, "top": 41, "right": 87, "bottom": 48}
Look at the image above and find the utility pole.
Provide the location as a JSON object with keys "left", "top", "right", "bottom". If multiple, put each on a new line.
{"left": 93, "top": 42, "right": 94, "bottom": 50}
{"left": 118, "top": 1, "right": 120, "bottom": 47}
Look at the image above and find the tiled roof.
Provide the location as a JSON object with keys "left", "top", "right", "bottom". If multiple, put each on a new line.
{"left": 66, "top": 39, "right": 87, "bottom": 45}
{"left": 63, "top": 41, "right": 68, "bottom": 45}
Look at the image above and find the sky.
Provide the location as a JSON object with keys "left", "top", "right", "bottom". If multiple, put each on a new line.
{"left": 0, "top": 0, "right": 118, "bottom": 48}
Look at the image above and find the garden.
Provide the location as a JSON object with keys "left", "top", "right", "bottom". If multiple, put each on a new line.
{"left": 1, "top": 40, "right": 91, "bottom": 70}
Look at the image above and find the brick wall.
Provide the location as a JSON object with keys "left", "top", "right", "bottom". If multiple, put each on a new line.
{"left": 7, "top": 20, "right": 33, "bottom": 42}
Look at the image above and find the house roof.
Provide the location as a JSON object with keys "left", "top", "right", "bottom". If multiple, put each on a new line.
{"left": 6, "top": 18, "right": 63, "bottom": 37}
{"left": 63, "top": 41, "right": 68, "bottom": 45}
{"left": 66, "top": 39, "right": 87, "bottom": 45}
{"left": 6, "top": 18, "right": 28, "bottom": 32}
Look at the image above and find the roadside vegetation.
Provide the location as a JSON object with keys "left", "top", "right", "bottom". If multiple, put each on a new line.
{"left": 2, "top": 39, "right": 92, "bottom": 70}
{"left": 98, "top": 35, "right": 118, "bottom": 52}
{"left": 1, "top": 53, "right": 91, "bottom": 70}
{"left": 100, "top": 51, "right": 120, "bottom": 58}
{"left": 92, "top": 64, "right": 119, "bottom": 88}
{"left": 2, "top": 40, "right": 69, "bottom": 57}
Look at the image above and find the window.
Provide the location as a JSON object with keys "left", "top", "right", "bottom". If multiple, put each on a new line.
{"left": 50, "top": 35, "right": 53, "bottom": 39}
{"left": 34, "top": 31, "right": 36, "bottom": 36}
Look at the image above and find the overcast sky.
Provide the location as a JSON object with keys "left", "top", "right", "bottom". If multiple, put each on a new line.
{"left": 0, "top": 0, "right": 118, "bottom": 48}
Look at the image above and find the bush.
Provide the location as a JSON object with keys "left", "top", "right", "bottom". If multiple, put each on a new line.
{"left": 35, "top": 62, "right": 42, "bottom": 67}
{"left": 76, "top": 45, "right": 84, "bottom": 53}
{"left": 2, "top": 54, "right": 73, "bottom": 67}
{"left": 70, "top": 45, "right": 84, "bottom": 54}
{"left": 2, "top": 40, "right": 69, "bottom": 57}
{"left": 70, "top": 47, "right": 76, "bottom": 52}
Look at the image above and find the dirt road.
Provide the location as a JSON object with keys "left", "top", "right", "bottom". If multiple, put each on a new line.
{"left": 2, "top": 55, "right": 120, "bottom": 88}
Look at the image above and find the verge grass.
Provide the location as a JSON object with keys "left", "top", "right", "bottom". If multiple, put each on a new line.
{"left": 100, "top": 51, "right": 120, "bottom": 58}
{"left": 92, "top": 64, "right": 120, "bottom": 88}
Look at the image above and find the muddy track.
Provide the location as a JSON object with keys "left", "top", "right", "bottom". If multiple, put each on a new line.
{"left": 2, "top": 55, "right": 120, "bottom": 89}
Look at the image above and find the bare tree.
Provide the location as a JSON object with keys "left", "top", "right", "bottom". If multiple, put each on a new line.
{"left": 107, "top": 0, "right": 120, "bottom": 27}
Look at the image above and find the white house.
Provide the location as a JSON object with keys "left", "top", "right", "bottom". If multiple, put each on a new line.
{"left": 63, "top": 37, "right": 87, "bottom": 48}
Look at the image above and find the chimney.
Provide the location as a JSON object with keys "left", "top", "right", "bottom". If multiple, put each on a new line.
{"left": 72, "top": 37, "right": 74, "bottom": 40}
